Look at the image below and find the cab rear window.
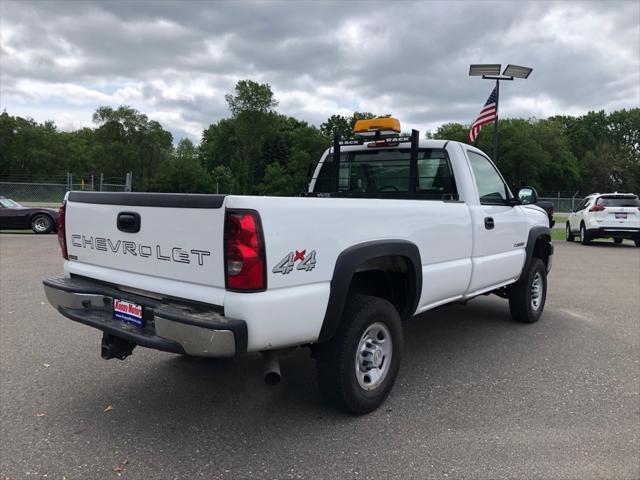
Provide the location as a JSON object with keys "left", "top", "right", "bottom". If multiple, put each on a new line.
{"left": 313, "top": 148, "right": 457, "bottom": 199}
{"left": 596, "top": 196, "right": 640, "bottom": 207}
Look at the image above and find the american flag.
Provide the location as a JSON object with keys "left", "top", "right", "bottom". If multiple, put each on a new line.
{"left": 468, "top": 87, "right": 497, "bottom": 143}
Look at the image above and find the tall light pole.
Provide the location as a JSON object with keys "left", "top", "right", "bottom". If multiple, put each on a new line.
{"left": 469, "top": 64, "right": 532, "bottom": 162}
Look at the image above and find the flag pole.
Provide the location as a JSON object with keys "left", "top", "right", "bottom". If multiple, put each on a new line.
{"left": 470, "top": 64, "right": 531, "bottom": 159}
{"left": 493, "top": 79, "right": 499, "bottom": 163}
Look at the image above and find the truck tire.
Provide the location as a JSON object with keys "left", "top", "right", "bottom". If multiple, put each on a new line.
{"left": 508, "top": 258, "right": 547, "bottom": 324}
{"left": 31, "top": 214, "right": 54, "bottom": 234}
{"left": 580, "top": 223, "right": 591, "bottom": 245}
{"left": 315, "top": 295, "right": 402, "bottom": 415}
{"left": 565, "top": 223, "right": 574, "bottom": 242}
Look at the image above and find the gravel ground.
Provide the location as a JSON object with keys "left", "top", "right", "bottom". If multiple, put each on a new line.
{"left": 1, "top": 234, "right": 638, "bottom": 479}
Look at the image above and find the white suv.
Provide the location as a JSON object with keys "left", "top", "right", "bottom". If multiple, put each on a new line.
{"left": 566, "top": 193, "right": 640, "bottom": 246}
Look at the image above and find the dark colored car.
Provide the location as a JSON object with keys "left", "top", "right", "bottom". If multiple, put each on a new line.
{"left": 535, "top": 200, "right": 555, "bottom": 227}
{"left": 0, "top": 197, "right": 58, "bottom": 234}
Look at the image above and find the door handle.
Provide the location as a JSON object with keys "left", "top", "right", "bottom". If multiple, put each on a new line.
{"left": 117, "top": 212, "right": 141, "bottom": 233}
{"left": 484, "top": 217, "right": 495, "bottom": 230}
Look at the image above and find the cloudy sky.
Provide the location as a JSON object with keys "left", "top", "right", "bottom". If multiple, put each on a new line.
{"left": 1, "top": 0, "right": 638, "bottom": 142}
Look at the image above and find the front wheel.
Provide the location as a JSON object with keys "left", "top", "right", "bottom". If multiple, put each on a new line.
{"left": 315, "top": 295, "right": 402, "bottom": 415}
{"left": 565, "top": 223, "right": 574, "bottom": 242}
{"left": 31, "top": 214, "right": 53, "bottom": 234}
{"left": 508, "top": 258, "right": 547, "bottom": 323}
{"left": 613, "top": 238, "right": 623, "bottom": 244}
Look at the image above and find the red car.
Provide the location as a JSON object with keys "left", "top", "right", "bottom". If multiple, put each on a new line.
{"left": 0, "top": 196, "right": 58, "bottom": 234}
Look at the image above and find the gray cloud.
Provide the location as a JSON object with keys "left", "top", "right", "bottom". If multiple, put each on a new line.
{"left": 1, "top": 0, "right": 638, "bottom": 141}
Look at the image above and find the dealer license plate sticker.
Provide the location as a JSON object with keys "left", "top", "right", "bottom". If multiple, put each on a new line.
{"left": 113, "top": 299, "right": 143, "bottom": 328}
{"left": 615, "top": 213, "right": 627, "bottom": 219}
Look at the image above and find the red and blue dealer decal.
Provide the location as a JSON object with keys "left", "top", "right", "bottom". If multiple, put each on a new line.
{"left": 113, "top": 299, "right": 144, "bottom": 328}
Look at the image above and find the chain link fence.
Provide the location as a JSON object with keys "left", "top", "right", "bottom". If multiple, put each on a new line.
{"left": 0, "top": 173, "right": 132, "bottom": 206}
{"left": 0, "top": 178, "right": 593, "bottom": 213}
{"left": 540, "top": 192, "right": 588, "bottom": 213}
{"left": 538, "top": 192, "right": 591, "bottom": 213}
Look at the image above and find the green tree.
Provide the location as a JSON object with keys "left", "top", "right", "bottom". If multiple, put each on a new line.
{"left": 92, "top": 105, "right": 173, "bottom": 183}
{"left": 2, "top": 101, "right": 638, "bottom": 199}
{"left": 530, "top": 118, "right": 580, "bottom": 191}
{"left": 175, "top": 137, "right": 197, "bottom": 161}
{"left": 348, "top": 112, "right": 383, "bottom": 130}
{"left": 284, "top": 120, "right": 328, "bottom": 192}
{"left": 210, "top": 165, "right": 237, "bottom": 194}
{"left": 199, "top": 118, "right": 238, "bottom": 171}
{"left": 0, "top": 112, "right": 70, "bottom": 178}
{"left": 318, "top": 111, "right": 392, "bottom": 142}
{"left": 256, "top": 163, "right": 292, "bottom": 196}
{"left": 223, "top": 80, "right": 279, "bottom": 193}
{"left": 428, "top": 122, "right": 469, "bottom": 143}
{"left": 224, "top": 80, "right": 278, "bottom": 116}
{"left": 148, "top": 139, "right": 212, "bottom": 193}
{"left": 320, "top": 114, "right": 351, "bottom": 138}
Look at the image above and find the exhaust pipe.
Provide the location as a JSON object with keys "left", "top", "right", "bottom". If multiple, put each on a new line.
{"left": 262, "top": 351, "right": 281, "bottom": 385}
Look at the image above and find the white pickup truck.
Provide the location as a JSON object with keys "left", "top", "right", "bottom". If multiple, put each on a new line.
{"left": 44, "top": 119, "right": 553, "bottom": 414}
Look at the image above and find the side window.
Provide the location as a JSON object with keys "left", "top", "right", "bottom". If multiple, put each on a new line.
{"left": 467, "top": 151, "right": 509, "bottom": 205}
{"left": 313, "top": 155, "right": 335, "bottom": 192}
{"left": 577, "top": 198, "right": 591, "bottom": 211}
{"left": 417, "top": 150, "right": 456, "bottom": 198}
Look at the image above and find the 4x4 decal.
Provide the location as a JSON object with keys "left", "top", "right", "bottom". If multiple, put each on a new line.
{"left": 273, "top": 250, "right": 316, "bottom": 274}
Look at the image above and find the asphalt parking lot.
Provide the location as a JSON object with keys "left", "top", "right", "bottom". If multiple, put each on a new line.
{"left": 1, "top": 235, "right": 638, "bottom": 480}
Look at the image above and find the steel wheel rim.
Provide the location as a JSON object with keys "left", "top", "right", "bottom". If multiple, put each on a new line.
{"left": 530, "top": 272, "right": 543, "bottom": 310}
{"left": 33, "top": 217, "right": 49, "bottom": 232}
{"left": 355, "top": 322, "right": 392, "bottom": 391}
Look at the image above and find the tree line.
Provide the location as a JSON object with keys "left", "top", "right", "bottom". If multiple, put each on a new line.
{"left": 1, "top": 79, "right": 638, "bottom": 196}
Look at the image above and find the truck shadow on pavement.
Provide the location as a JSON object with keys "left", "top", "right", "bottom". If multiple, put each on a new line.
{"left": 62, "top": 296, "right": 567, "bottom": 441}
{"left": 572, "top": 239, "right": 637, "bottom": 248}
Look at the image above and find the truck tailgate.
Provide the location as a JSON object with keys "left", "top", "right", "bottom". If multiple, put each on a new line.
{"left": 64, "top": 192, "right": 226, "bottom": 298}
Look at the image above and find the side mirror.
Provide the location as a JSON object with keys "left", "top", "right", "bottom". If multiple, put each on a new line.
{"left": 515, "top": 186, "right": 538, "bottom": 205}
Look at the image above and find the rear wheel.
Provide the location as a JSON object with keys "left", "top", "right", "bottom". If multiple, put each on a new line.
{"left": 31, "top": 214, "right": 53, "bottom": 234}
{"left": 508, "top": 258, "right": 547, "bottom": 324}
{"left": 613, "top": 238, "right": 623, "bottom": 244}
{"left": 315, "top": 295, "right": 402, "bottom": 415}
{"left": 565, "top": 223, "right": 574, "bottom": 242}
{"left": 580, "top": 223, "right": 590, "bottom": 245}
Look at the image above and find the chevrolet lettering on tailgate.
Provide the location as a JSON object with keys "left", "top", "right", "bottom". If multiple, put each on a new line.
{"left": 70, "top": 234, "right": 211, "bottom": 265}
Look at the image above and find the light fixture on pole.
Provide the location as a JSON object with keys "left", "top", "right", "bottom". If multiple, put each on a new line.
{"left": 468, "top": 63, "right": 532, "bottom": 162}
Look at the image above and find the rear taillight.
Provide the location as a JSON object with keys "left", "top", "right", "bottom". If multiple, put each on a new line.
{"left": 57, "top": 201, "right": 68, "bottom": 259}
{"left": 224, "top": 210, "right": 266, "bottom": 291}
{"left": 589, "top": 204, "right": 605, "bottom": 212}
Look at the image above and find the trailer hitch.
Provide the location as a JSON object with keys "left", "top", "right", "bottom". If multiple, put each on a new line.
{"left": 101, "top": 333, "right": 136, "bottom": 360}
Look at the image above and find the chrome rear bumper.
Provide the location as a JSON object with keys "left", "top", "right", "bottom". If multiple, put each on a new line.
{"left": 43, "top": 276, "right": 246, "bottom": 357}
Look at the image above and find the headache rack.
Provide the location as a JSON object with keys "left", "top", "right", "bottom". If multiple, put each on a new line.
{"left": 329, "top": 129, "right": 421, "bottom": 194}
{"left": 303, "top": 128, "right": 458, "bottom": 201}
